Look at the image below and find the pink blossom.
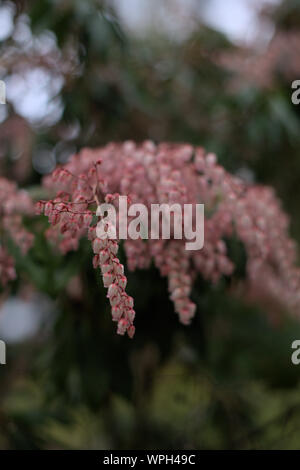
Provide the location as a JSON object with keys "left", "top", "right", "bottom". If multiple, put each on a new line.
{"left": 0, "top": 177, "right": 34, "bottom": 286}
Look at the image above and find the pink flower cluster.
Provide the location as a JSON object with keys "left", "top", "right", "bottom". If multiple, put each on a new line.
{"left": 38, "top": 141, "right": 300, "bottom": 335}
{"left": 0, "top": 177, "right": 34, "bottom": 286}
{"left": 37, "top": 163, "right": 136, "bottom": 337}
{"left": 234, "top": 186, "right": 300, "bottom": 317}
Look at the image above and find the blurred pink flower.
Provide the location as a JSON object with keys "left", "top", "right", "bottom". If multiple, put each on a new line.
{"left": 0, "top": 177, "right": 34, "bottom": 285}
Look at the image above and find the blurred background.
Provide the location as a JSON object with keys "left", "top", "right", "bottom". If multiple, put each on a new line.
{"left": 1, "top": 0, "right": 300, "bottom": 449}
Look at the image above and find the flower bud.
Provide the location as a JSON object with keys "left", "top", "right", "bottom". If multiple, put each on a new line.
{"left": 93, "top": 238, "right": 102, "bottom": 253}
{"left": 103, "top": 272, "right": 114, "bottom": 287}
{"left": 117, "top": 318, "right": 128, "bottom": 336}
{"left": 111, "top": 305, "right": 122, "bottom": 322}
{"left": 44, "top": 202, "right": 53, "bottom": 216}
{"left": 35, "top": 201, "right": 44, "bottom": 215}
{"left": 92, "top": 255, "right": 100, "bottom": 269}
{"left": 118, "top": 275, "right": 127, "bottom": 290}
{"left": 99, "top": 249, "right": 110, "bottom": 264}
{"left": 126, "top": 309, "right": 135, "bottom": 323}
{"left": 107, "top": 283, "right": 119, "bottom": 298}
{"left": 101, "top": 263, "right": 113, "bottom": 275}
{"left": 127, "top": 325, "right": 135, "bottom": 339}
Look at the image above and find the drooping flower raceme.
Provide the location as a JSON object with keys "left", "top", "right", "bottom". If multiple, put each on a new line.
{"left": 90, "top": 212, "right": 136, "bottom": 339}
{"left": 0, "top": 177, "right": 34, "bottom": 286}
{"left": 37, "top": 141, "right": 300, "bottom": 337}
